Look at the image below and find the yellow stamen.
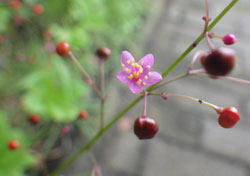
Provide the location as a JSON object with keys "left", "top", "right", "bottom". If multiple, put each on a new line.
{"left": 127, "top": 60, "right": 131, "bottom": 64}
{"left": 146, "top": 65, "right": 151, "bottom": 69}
{"left": 132, "top": 63, "right": 141, "bottom": 68}
{"left": 128, "top": 74, "right": 133, "bottom": 79}
{"left": 125, "top": 68, "right": 131, "bottom": 73}
{"left": 139, "top": 68, "right": 143, "bottom": 73}
{"left": 144, "top": 76, "right": 148, "bottom": 80}
{"left": 136, "top": 79, "right": 142, "bottom": 85}
{"left": 133, "top": 72, "right": 140, "bottom": 79}
{"left": 121, "top": 64, "right": 125, "bottom": 67}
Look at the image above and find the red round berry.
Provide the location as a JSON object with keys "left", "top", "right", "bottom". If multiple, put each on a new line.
{"left": 9, "top": 0, "right": 22, "bottom": 9}
{"left": 28, "top": 114, "right": 41, "bottom": 125}
{"left": 222, "top": 34, "right": 237, "bottom": 45}
{"left": 32, "top": 4, "right": 44, "bottom": 15}
{"left": 79, "top": 110, "right": 88, "bottom": 120}
{"left": 8, "top": 140, "right": 20, "bottom": 150}
{"left": 56, "top": 42, "right": 71, "bottom": 56}
{"left": 96, "top": 47, "right": 111, "bottom": 60}
{"left": 218, "top": 107, "right": 240, "bottom": 128}
{"left": 200, "top": 47, "right": 236, "bottom": 76}
{"left": 134, "top": 116, "right": 159, "bottom": 140}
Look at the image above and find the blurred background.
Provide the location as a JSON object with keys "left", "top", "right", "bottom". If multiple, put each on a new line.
{"left": 0, "top": 0, "right": 250, "bottom": 175}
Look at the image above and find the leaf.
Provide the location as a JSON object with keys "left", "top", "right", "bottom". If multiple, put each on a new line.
{"left": 0, "top": 6, "right": 11, "bottom": 33}
{"left": 21, "top": 59, "right": 89, "bottom": 122}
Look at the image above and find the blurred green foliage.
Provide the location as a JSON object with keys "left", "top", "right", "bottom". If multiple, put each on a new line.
{"left": 20, "top": 59, "right": 89, "bottom": 122}
{"left": 0, "top": 112, "right": 35, "bottom": 176}
{"left": 0, "top": 0, "right": 147, "bottom": 122}
{"left": 0, "top": 0, "right": 148, "bottom": 174}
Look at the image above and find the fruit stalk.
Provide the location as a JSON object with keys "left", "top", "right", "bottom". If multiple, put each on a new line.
{"left": 155, "top": 69, "right": 205, "bottom": 89}
{"left": 164, "top": 93, "right": 221, "bottom": 112}
{"left": 68, "top": 52, "right": 102, "bottom": 98}
{"left": 99, "top": 59, "right": 105, "bottom": 129}
{"left": 205, "top": 31, "right": 215, "bottom": 49}
{"left": 203, "top": 0, "right": 210, "bottom": 33}
{"left": 198, "top": 73, "right": 250, "bottom": 85}
{"left": 143, "top": 92, "right": 148, "bottom": 116}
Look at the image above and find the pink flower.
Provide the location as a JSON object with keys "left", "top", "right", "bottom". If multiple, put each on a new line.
{"left": 117, "top": 51, "right": 163, "bottom": 94}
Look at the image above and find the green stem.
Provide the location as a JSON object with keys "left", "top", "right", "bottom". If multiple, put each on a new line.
{"left": 50, "top": 1, "right": 239, "bottom": 175}
{"left": 155, "top": 72, "right": 188, "bottom": 89}
{"left": 43, "top": 126, "right": 61, "bottom": 156}
{"left": 50, "top": 96, "right": 142, "bottom": 176}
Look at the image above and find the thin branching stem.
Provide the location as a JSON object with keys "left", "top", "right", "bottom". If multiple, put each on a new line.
{"left": 155, "top": 69, "right": 205, "bottom": 89}
{"left": 99, "top": 60, "right": 105, "bottom": 129}
{"left": 143, "top": 92, "right": 148, "bottom": 116}
{"left": 149, "top": 92, "right": 221, "bottom": 113}
{"left": 68, "top": 52, "right": 103, "bottom": 99}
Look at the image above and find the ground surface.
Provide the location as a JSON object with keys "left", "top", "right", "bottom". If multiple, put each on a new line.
{"left": 63, "top": 0, "right": 250, "bottom": 175}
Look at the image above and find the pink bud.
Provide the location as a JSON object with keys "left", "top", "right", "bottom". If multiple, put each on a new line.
{"left": 202, "top": 16, "right": 211, "bottom": 22}
{"left": 222, "top": 34, "right": 237, "bottom": 45}
{"left": 161, "top": 94, "right": 168, "bottom": 100}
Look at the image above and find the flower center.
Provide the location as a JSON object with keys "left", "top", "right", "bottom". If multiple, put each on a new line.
{"left": 127, "top": 62, "right": 143, "bottom": 81}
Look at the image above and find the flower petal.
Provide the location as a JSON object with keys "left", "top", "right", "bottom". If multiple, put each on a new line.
{"left": 144, "top": 71, "right": 162, "bottom": 85}
{"left": 116, "top": 71, "right": 129, "bottom": 84}
{"left": 121, "top": 51, "right": 135, "bottom": 65}
{"left": 138, "top": 54, "right": 154, "bottom": 67}
{"left": 128, "top": 82, "right": 143, "bottom": 94}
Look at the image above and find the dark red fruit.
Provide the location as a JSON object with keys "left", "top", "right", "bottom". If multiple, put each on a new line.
{"left": 32, "top": 4, "right": 44, "bottom": 15}
{"left": 79, "top": 110, "right": 88, "bottom": 120}
{"left": 28, "top": 114, "right": 41, "bottom": 125}
{"left": 200, "top": 47, "right": 236, "bottom": 76}
{"left": 134, "top": 116, "right": 159, "bottom": 140}
{"left": 8, "top": 139, "right": 20, "bottom": 150}
{"left": 9, "top": 0, "right": 22, "bottom": 9}
{"left": 218, "top": 107, "right": 240, "bottom": 128}
{"left": 96, "top": 47, "right": 111, "bottom": 60}
{"left": 56, "top": 42, "right": 71, "bottom": 56}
